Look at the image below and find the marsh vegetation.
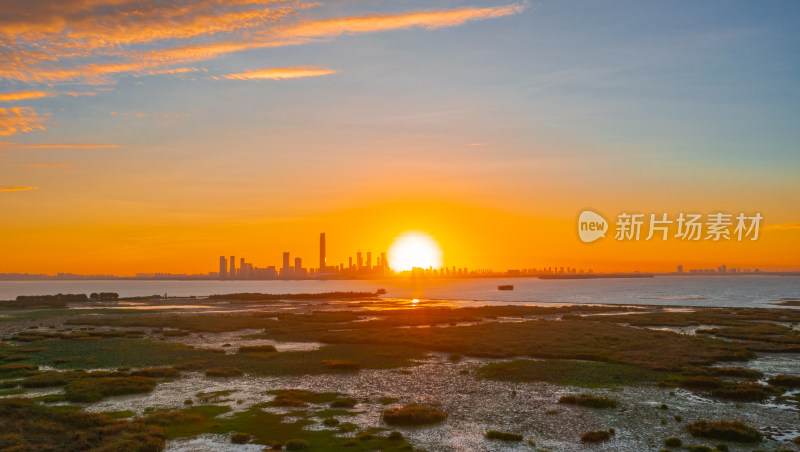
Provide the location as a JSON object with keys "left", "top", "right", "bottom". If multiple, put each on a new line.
{"left": 1, "top": 298, "right": 798, "bottom": 451}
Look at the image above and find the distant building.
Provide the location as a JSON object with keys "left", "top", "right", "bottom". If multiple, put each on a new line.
{"left": 219, "top": 256, "right": 227, "bottom": 280}
{"left": 280, "top": 252, "right": 291, "bottom": 278}
{"left": 319, "top": 233, "right": 326, "bottom": 272}
{"left": 366, "top": 252, "right": 372, "bottom": 271}
{"left": 229, "top": 256, "right": 236, "bottom": 279}
{"left": 357, "top": 252, "right": 363, "bottom": 271}
{"left": 677, "top": 265, "right": 683, "bottom": 273}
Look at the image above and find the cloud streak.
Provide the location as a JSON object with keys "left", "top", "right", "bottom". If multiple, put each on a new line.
{"left": 0, "top": 141, "right": 121, "bottom": 149}
{"left": 0, "top": 185, "right": 37, "bottom": 192}
{"left": 284, "top": 3, "right": 528, "bottom": 38}
{"left": 222, "top": 65, "right": 336, "bottom": 80}
{"left": 22, "top": 162, "right": 73, "bottom": 168}
{"left": 0, "top": 91, "right": 53, "bottom": 102}
{"left": 0, "top": 2, "right": 527, "bottom": 84}
{"left": 0, "top": 107, "right": 47, "bottom": 137}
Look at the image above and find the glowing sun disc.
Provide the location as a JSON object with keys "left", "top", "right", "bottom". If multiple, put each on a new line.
{"left": 387, "top": 231, "right": 443, "bottom": 271}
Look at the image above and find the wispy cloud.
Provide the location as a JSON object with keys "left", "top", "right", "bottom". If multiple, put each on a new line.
{"left": 110, "top": 110, "right": 193, "bottom": 119}
{"left": 0, "top": 90, "right": 97, "bottom": 102}
{"left": 0, "top": 107, "right": 47, "bottom": 136}
{"left": 145, "top": 67, "right": 205, "bottom": 76}
{"left": 62, "top": 91, "right": 97, "bottom": 97}
{"left": 0, "top": 185, "right": 37, "bottom": 192}
{"left": 284, "top": 3, "right": 528, "bottom": 38}
{"left": 0, "top": 91, "right": 53, "bottom": 102}
{"left": 22, "top": 162, "right": 73, "bottom": 168}
{"left": 222, "top": 65, "right": 336, "bottom": 81}
{"left": 0, "top": 2, "right": 527, "bottom": 84}
{"left": 0, "top": 141, "right": 121, "bottom": 149}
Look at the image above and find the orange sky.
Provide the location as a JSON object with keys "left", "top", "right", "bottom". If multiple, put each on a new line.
{"left": 1, "top": 198, "right": 798, "bottom": 275}
{"left": 1, "top": 1, "right": 799, "bottom": 275}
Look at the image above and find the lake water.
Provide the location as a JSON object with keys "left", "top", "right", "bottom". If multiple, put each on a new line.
{"left": 1, "top": 275, "right": 799, "bottom": 308}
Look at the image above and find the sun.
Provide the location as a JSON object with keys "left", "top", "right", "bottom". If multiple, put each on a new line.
{"left": 387, "top": 231, "right": 443, "bottom": 271}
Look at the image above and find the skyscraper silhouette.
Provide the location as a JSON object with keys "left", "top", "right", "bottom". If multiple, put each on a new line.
{"left": 319, "top": 233, "right": 326, "bottom": 272}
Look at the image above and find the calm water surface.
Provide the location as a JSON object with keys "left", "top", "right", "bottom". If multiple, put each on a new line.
{"left": 1, "top": 275, "right": 798, "bottom": 308}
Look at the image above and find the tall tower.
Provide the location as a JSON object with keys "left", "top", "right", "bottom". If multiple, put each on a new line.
{"left": 319, "top": 233, "right": 326, "bottom": 272}
{"left": 283, "top": 252, "right": 290, "bottom": 270}
{"left": 219, "top": 256, "right": 227, "bottom": 280}
{"left": 366, "top": 252, "right": 372, "bottom": 271}
{"left": 229, "top": 256, "right": 236, "bottom": 279}
{"left": 240, "top": 258, "right": 245, "bottom": 279}
{"left": 357, "top": 252, "right": 363, "bottom": 271}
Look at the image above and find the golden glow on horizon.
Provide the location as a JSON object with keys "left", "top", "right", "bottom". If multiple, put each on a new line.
{"left": 387, "top": 231, "right": 444, "bottom": 271}
{"left": 0, "top": 3, "right": 798, "bottom": 275}
{"left": 222, "top": 66, "right": 336, "bottom": 81}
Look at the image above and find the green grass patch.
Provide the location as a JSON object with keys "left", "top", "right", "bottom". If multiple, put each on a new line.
{"left": 318, "top": 317, "right": 752, "bottom": 372}
{"left": 267, "top": 389, "right": 340, "bottom": 407}
{"left": 316, "top": 408, "right": 358, "bottom": 418}
{"left": 709, "top": 367, "right": 764, "bottom": 379}
{"left": 322, "top": 417, "right": 340, "bottom": 427}
{"left": 581, "top": 430, "right": 612, "bottom": 442}
{"left": 477, "top": 359, "right": 670, "bottom": 387}
{"left": 237, "top": 344, "right": 278, "bottom": 354}
{"left": 204, "top": 367, "right": 243, "bottom": 377}
{"left": 0, "top": 363, "right": 38, "bottom": 379}
{"left": 196, "top": 389, "right": 237, "bottom": 403}
{"left": 101, "top": 410, "right": 136, "bottom": 419}
{"left": 486, "top": 430, "right": 523, "bottom": 441}
{"left": 558, "top": 394, "right": 618, "bottom": 408}
{"left": 64, "top": 376, "right": 156, "bottom": 402}
{"left": 17, "top": 337, "right": 427, "bottom": 376}
{"left": 173, "top": 360, "right": 208, "bottom": 371}
{"left": 0, "top": 397, "right": 164, "bottom": 450}
{"left": 685, "top": 419, "right": 762, "bottom": 443}
{"left": 679, "top": 376, "right": 725, "bottom": 390}
{"left": 710, "top": 383, "right": 770, "bottom": 402}
{"left": 330, "top": 397, "right": 358, "bottom": 408}
{"left": 382, "top": 404, "right": 447, "bottom": 426}
{"left": 0, "top": 388, "right": 27, "bottom": 396}
{"left": 767, "top": 375, "right": 800, "bottom": 388}
{"left": 130, "top": 366, "right": 181, "bottom": 378}
{"left": 148, "top": 404, "right": 414, "bottom": 451}
{"left": 0, "top": 308, "right": 161, "bottom": 323}
{"left": 322, "top": 360, "right": 361, "bottom": 371}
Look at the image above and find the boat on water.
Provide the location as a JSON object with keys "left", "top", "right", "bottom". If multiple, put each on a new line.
{"left": 497, "top": 285, "right": 514, "bottom": 290}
